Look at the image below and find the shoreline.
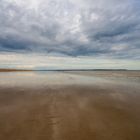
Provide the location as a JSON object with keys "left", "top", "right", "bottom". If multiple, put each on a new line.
{"left": 0, "top": 68, "right": 140, "bottom": 72}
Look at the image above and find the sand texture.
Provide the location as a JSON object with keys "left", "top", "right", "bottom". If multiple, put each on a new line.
{"left": 0, "top": 71, "right": 140, "bottom": 140}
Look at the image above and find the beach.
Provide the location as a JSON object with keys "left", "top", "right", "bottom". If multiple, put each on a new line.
{"left": 0, "top": 71, "right": 140, "bottom": 140}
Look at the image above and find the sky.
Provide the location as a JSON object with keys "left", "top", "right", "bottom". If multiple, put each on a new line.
{"left": 0, "top": 0, "right": 140, "bottom": 70}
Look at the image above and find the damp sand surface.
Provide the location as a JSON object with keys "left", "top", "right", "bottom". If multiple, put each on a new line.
{"left": 0, "top": 71, "right": 140, "bottom": 140}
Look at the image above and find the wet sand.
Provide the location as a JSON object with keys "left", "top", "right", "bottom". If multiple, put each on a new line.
{"left": 0, "top": 71, "right": 140, "bottom": 140}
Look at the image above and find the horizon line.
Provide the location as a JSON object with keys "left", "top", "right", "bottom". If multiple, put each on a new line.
{"left": 0, "top": 68, "right": 140, "bottom": 72}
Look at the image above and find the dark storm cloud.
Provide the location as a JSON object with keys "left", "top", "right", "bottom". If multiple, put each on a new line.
{"left": 0, "top": 0, "right": 140, "bottom": 59}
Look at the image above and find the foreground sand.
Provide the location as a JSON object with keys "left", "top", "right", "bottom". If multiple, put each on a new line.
{"left": 0, "top": 71, "right": 140, "bottom": 140}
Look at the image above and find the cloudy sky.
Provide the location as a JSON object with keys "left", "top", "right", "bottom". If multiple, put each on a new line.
{"left": 0, "top": 0, "right": 140, "bottom": 69}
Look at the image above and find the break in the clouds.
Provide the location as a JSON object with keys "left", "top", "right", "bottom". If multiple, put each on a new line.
{"left": 0, "top": 0, "right": 140, "bottom": 69}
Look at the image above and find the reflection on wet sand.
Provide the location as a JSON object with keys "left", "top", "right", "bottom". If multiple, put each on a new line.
{"left": 0, "top": 71, "right": 140, "bottom": 140}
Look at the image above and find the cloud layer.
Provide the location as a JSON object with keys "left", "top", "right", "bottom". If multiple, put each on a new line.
{"left": 0, "top": 0, "right": 140, "bottom": 59}
{"left": 0, "top": 52, "right": 140, "bottom": 70}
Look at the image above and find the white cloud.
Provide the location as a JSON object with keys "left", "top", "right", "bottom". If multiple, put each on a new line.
{"left": 0, "top": 0, "right": 140, "bottom": 69}
{"left": 0, "top": 52, "right": 139, "bottom": 70}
